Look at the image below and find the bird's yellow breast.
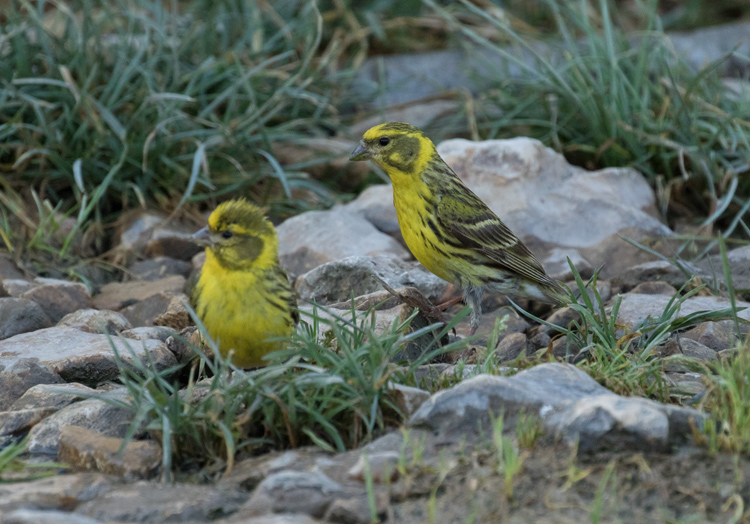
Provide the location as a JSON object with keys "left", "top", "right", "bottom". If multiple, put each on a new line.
{"left": 392, "top": 189, "right": 453, "bottom": 283}
{"left": 195, "top": 251, "right": 292, "bottom": 368}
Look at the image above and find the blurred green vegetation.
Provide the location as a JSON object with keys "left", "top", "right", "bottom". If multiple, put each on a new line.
{"left": 435, "top": 0, "right": 750, "bottom": 238}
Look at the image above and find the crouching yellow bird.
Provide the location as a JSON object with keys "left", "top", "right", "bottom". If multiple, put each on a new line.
{"left": 350, "top": 122, "right": 568, "bottom": 334}
{"left": 191, "top": 199, "right": 298, "bottom": 368}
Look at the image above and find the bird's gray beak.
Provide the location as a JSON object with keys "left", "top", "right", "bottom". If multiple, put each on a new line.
{"left": 191, "top": 226, "right": 214, "bottom": 247}
{"left": 349, "top": 142, "right": 370, "bottom": 162}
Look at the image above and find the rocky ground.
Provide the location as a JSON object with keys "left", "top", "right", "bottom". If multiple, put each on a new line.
{"left": 1, "top": 136, "right": 750, "bottom": 524}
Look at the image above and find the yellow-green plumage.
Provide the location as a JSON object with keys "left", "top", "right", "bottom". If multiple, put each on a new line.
{"left": 191, "top": 199, "right": 298, "bottom": 368}
{"left": 350, "top": 122, "right": 568, "bottom": 333}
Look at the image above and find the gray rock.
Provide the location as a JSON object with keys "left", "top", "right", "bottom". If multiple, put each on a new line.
{"left": 436, "top": 138, "right": 672, "bottom": 278}
{"left": 57, "top": 309, "right": 132, "bottom": 335}
{"left": 353, "top": 48, "right": 475, "bottom": 107}
{"left": 58, "top": 426, "right": 161, "bottom": 480}
{"left": 93, "top": 275, "right": 186, "bottom": 311}
{"left": 77, "top": 481, "right": 247, "bottom": 523}
{"left": 413, "top": 363, "right": 452, "bottom": 390}
{"left": 2, "top": 279, "right": 37, "bottom": 297}
{"left": 496, "top": 332, "right": 528, "bottom": 362}
{"left": 547, "top": 395, "right": 670, "bottom": 452}
{"left": 325, "top": 495, "right": 386, "bottom": 524}
{"left": 0, "top": 509, "right": 103, "bottom": 524}
{"left": 272, "top": 137, "right": 371, "bottom": 182}
{"left": 409, "top": 363, "right": 704, "bottom": 451}
{"left": 192, "top": 250, "right": 206, "bottom": 271}
{"left": 145, "top": 224, "right": 202, "bottom": 261}
{"left": 630, "top": 281, "right": 679, "bottom": 296}
{"left": 551, "top": 336, "right": 581, "bottom": 359}
{"left": 277, "top": 208, "right": 408, "bottom": 276}
{"left": 612, "top": 260, "right": 699, "bottom": 290}
{"left": 615, "top": 294, "right": 750, "bottom": 330}
{"left": 342, "top": 184, "right": 402, "bottom": 241}
{"left": 20, "top": 278, "right": 92, "bottom": 323}
{"left": 349, "top": 99, "right": 460, "bottom": 138}
{"left": 682, "top": 321, "right": 737, "bottom": 351}
{"left": 215, "top": 514, "right": 323, "bottom": 524}
{"left": 129, "top": 256, "right": 193, "bottom": 281}
{"left": 114, "top": 211, "right": 163, "bottom": 254}
{"left": 347, "top": 451, "right": 400, "bottom": 483}
{"left": 0, "top": 359, "right": 64, "bottom": 411}
{"left": 0, "top": 408, "right": 58, "bottom": 437}
{"left": 592, "top": 280, "right": 612, "bottom": 303}
{"left": 27, "top": 388, "right": 136, "bottom": 455}
{"left": 671, "top": 338, "right": 717, "bottom": 361}
{"left": 0, "top": 473, "right": 118, "bottom": 512}
{"left": 0, "top": 298, "right": 51, "bottom": 340}
{"left": 10, "top": 383, "right": 94, "bottom": 411}
{"left": 543, "top": 307, "right": 581, "bottom": 334}
{"left": 0, "top": 327, "right": 176, "bottom": 385}
{"left": 388, "top": 383, "right": 430, "bottom": 418}
{"left": 666, "top": 373, "right": 706, "bottom": 397}
{"left": 241, "top": 470, "right": 344, "bottom": 519}
{"left": 0, "top": 383, "right": 93, "bottom": 436}
{"left": 121, "top": 326, "right": 176, "bottom": 342}
{"left": 708, "top": 245, "right": 750, "bottom": 298}
{"left": 454, "top": 307, "right": 531, "bottom": 344}
{"left": 296, "top": 255, "right": 448, "bottom": 305}
{"left": 0, "top": 252, "right": 25, "bottom": 282}
{"left": 528, "top": 330, "right": 551, "bottom": 350}
{"left": 353, "top": 23, "right": 750, "bottom": 108}
{"left": 727, "top": 244, "right": 750, "bottom": 263}
{"left": 120, "top": 291, "right": 180, "bottom": 328}
{"left": 152, "top": 293, "right": 192, "bottom": 330}
{"left": 542, "top": 248, "right": 594, "bottom": 281}
{"left": 220, "top": 448, "right": 329, "bottom": 493}
{"left": 668, "top": 22, "right": 750, "bottom": 76}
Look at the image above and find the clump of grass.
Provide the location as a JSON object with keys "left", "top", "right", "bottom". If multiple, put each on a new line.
{"left": 105, "top": 304, "right": 466, "bottom": 480}
{"left": 696, "top": 338, "right": 750, "bottom": 455}
{"left": 427, "top": 0, "right": 750, "bottom": 233}
{"left": 515, "top": 410, "right": 543, "bottom": 449}
{"left": 1, "top": 0, "right": 346, "bottom": 268}
{"left": 510, "top": 260, "right": 741, "bottom": 401}
{"left": 490, "top": 411, "right": 526, "bottom": 500}
{"left": 589, "top": 460, "right": 617, "bottom": 524}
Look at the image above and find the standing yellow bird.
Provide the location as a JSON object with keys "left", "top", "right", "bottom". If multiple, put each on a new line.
{"left": 190, "top": 199, "right": 298, "bottom": 368}
{"left": 349, "top": 122, "right": 568, "bottom": 334}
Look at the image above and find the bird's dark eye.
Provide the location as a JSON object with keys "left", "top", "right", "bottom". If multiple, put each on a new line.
{"left": 379, "top": 137, "right": 390, "bottom": 146}
{"left": 222, "top": 230, "right": 233, "bottom": 239}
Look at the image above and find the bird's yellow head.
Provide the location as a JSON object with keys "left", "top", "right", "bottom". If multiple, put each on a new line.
{"left": 349, "top": 122, "right": 436, "bottom": 177}
{"left": 192, "top": 199, "right": 277, "bottom": 271}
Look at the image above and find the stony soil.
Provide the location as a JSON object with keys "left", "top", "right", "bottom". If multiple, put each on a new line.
{"left": 1, "top": 132, "right": 750, "bottom": 524}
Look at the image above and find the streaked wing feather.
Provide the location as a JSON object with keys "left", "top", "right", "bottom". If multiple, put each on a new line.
{"left": 436, "top": 193, "right": 554, "bottom": 286}
{"left": 278, "top": 266, "right": 300, "bottom": 324}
